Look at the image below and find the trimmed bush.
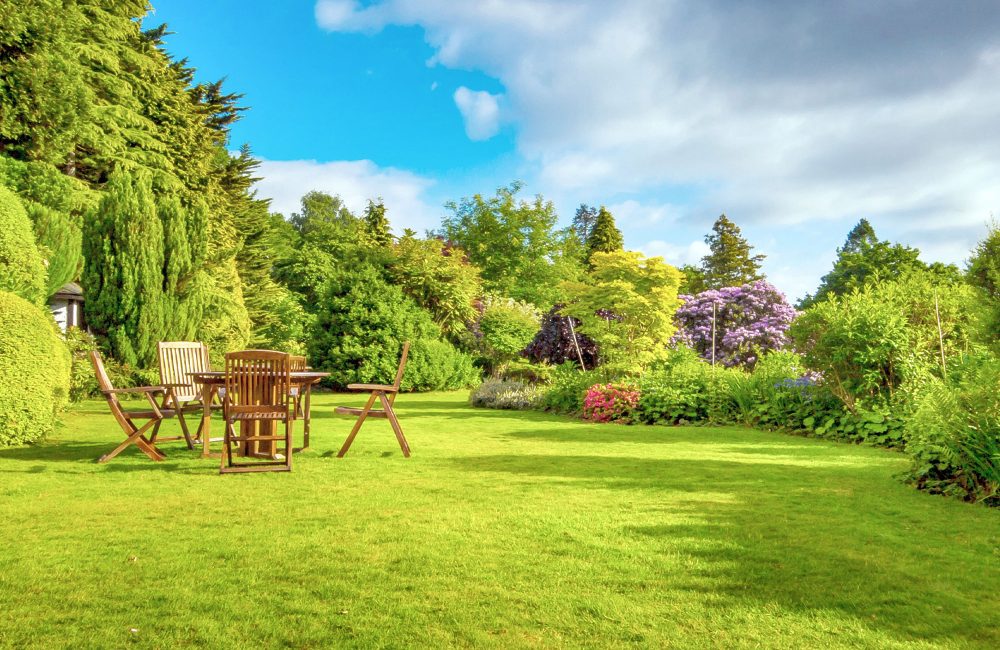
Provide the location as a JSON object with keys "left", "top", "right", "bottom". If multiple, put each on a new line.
{"left": 0, "top": 291, "right": 71, "bottom": 446}
{"left": 0, "top": 184, "right": 46, "bottom": 304}
{"left": 470, "top": 378, "right": 541, "bottom": 410}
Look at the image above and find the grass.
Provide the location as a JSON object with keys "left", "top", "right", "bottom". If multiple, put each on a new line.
{"left": 1, "top": 392, "right": 998, "bottom": 649}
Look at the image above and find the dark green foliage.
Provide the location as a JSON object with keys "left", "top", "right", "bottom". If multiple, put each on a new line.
{"left": 0, "top": 291, "right": 70, "bottom": 446}
{"left": 523, "top": 305, "right": 599, "bottom": 370}
{"left": 799, "top": 219, "right": 927, "bottom": 308}
{"left": 584, "top": 206, "right": 624, "bottom": 264}
{"left": 0, "top": 184, "right": 46, "bottom": 304}
{"left": 363, "top": 198, "right": 392, "bottom": 247}
{"left": 905, "top": 353, "right": 1000, "bottom": 504}
{"left": 309, "top": 266, "right": 477, "bottom": 390}
{"left": 439, "top": 182, "right": 582, "bottom": 306}
{"left": 699, "top": 214, "right": 765, "bottom": 289}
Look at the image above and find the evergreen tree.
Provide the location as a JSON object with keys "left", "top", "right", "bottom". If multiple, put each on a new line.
{"left": 699, "top": 213, "right": 765, "bottom": 289}
{"left": 584, "top": 206, "right": 624, "bottom": 264}
{"left": 799, "top": 219, "right": 925, "bottom": 308}
{"left": 572, "top": 204, "right": 598, "bottom": 246}
{"left": 0, "top": 185, "right": 47, "bottom": 305}
{"left": 363, "top": 198, "right": 392, "bottom": 247}
{"left": 82, "top": 169, "right": 165, "bottom": 368}
{"left": 24, "top": 200, "right": 81, "bottom": 297}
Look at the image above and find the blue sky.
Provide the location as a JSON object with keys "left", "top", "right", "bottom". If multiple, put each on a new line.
{"left": 149, "top": 1, "right": 1000, "bottom": 300}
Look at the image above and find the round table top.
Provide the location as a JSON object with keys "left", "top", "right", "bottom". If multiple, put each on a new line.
{"left": 188, "top": 371, "right": 330, "bottom": 384}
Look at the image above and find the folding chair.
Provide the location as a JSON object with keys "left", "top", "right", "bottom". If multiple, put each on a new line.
{"left": 220, "top": 350, "right": 293, "bottom": 474}
{"left": 157, "top": 341, "right": 220, "bottom": 449}
{"left": 90, "top": 350, "right": 175, "bottom": 463}
{"left": 335, "top": 342, "right": 411, "bottom": 457}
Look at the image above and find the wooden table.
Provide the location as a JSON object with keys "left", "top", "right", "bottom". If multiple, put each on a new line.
{"left": 188, "top": 371, "right": 329, "bottom": 458}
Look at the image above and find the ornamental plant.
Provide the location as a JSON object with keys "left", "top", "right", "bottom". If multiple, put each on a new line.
{"left": 673, "top": 280, "right": 797, "bottom": 369}
{"left": 583, "top": 382, "right": 640, "bottom": 423}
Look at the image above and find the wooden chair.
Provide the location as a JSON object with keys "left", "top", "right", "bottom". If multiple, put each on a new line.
{"left": 335, "top": 342, "right": 411, "bottom": 458}
{"left": 288, "top": 355, "right": 307, "bottom": 419}
{"left": 221, "top": 350, "right": 293, "bottom": 474}
{"left": 90, "top": 350, "right": 175, "bottom": 463}
{"left": 157, "top": 341, "right": 219, "bottom": 449}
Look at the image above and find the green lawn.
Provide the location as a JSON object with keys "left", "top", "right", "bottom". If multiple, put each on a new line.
{"left": 1, "top": 392, "right": 997, "bottom": 649}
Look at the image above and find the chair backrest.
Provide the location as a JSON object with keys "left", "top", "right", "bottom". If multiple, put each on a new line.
{"left": 289, "top": 355, "right": 307, "bottom": 373}
{"left": 90, "top": 350, "right": 130, "bottom": 428}
{"left": 392, "top": 342, "right": 410, "bottom": 390}
{"left": 158, "top": 341, "right": 210, "bottom": 403}
{"left": 224, "top": 350, "right": 290, "bottom": 417}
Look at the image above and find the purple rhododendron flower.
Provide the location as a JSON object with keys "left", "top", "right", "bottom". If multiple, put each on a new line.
{"left": 673, "top": 280, "right": 798, "bottom": 369}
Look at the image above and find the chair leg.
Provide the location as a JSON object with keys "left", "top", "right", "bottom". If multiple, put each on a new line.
{"left": 100, "top": 420, "right": 164, "bottom": 463}
{"left": 379, "top": 392, "right": 411, "bottom": 457}
{"left": 176, "top": 408, "right": 194, "bottom": 450}
{"left": 220, "top": 420, "right": 235, "bottom": 473}
{"left": 148, "top": 420, "right": 162, "bottom": 444}
{"left": 338, "top": 392, "right": 379, "bottom": 457}
{"left": 285, "top": 419, "right": 293, "bottom": 471}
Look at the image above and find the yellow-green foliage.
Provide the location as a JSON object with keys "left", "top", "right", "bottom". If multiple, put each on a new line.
{"left": 0, "top": 291, "right": 70, "bottom": 446}
{"left": 0, "top": 185, "right": 46, "bottom": 305}
{"left": 560, "top": 250, "right": 682, "bottom": 371}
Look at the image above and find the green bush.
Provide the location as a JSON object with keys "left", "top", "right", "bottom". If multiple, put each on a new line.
{"left": 0, "top": 184, "right": 46, "bottom": 305}
{"left": 477, "top": 297, "right": 540, "bottom": 374}
{"left": 904, "top": 353, "right": 1000, "bottom": 504}
{"left": 310, "top": 266, "right": 478, "bottom": 391}
{"left": 470, "top": 378, "right": 541, "bottom": 410}
{"left": 404, "top": 338, "right": 479, "bottom": 391}
{"left": 636, "top": 348, "right": 737, "bottom": 425}
{"left": 537, "top": 363, "right": 619, "bottom": 414}
{"left": 0, "top": 290, "right": 71, "bottom": 446}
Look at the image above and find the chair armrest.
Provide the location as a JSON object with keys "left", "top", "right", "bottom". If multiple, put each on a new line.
{"left": 347, "top": 383, "right": 398, "bottom": 392}
{"left": 104, "top": 385, "right": 168, "bottom": 395}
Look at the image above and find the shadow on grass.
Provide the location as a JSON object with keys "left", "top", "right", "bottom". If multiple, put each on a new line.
{"left": 450, "top": 451, "right": 995, "bottom": 647}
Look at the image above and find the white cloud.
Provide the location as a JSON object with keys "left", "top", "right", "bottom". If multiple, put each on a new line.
{"left": 453, "top": 86, "right": 502, "bottom": 140}
{"left": 253, "top": 159, "right": 440, "bottom": 234}
{"left": 315, "top": 0, "right": 1000, "bottom": 252}
{"left": 638, "top": 240, "right": 710, "bottom": 268}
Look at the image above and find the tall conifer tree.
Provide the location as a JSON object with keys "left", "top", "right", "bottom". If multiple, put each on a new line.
{"left": 585, "top": 206, "right": 624, "bottom": 264}
{"left": 83, "top": 169, "right": 165, "bottom": 367}
{"left": 363, "top": 199, "right": 392, "bottom": 247}
{"left": 699, "top": 213, "right": 765, "bottom": 289}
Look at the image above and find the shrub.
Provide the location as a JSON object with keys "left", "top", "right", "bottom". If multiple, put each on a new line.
{"left": 904, "top": 353, "right": 1000, "bottom": 504}
{"left": 636, "top": 349, "right": 737, "bottom": 425}
{"left": 310, "top": 266, "right": 478, "bottom": 391}
{"left": 537, "top": 363, "right": 618, "bottom": 414}
{"left": 0, "top": 291, "right": 71, "bottom": 446}
{"left": 523, "top": 304, "right": 599, "bottom": 370}
{"left": 477, "top": 297, "right": 540, "bottom": 375}
{"left": 0, "top": 184, "right": 46, "bottom": 305}
{"left": 583, "top": 382, "right": 640, "bottom": 423}
{"left": 404, "top": 338, "right": 479, "bottom": 391}
{"left": 469, "top": 378, "right": 541, "bottom": 410}
{"left": 673, "top": 280, "right": 798, "bottom": 369}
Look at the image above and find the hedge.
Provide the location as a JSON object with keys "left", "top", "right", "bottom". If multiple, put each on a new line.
{"left": 0, "top": 291, "right": 71, "bottom": 446}
{"left": 0, "top": 184, "right": 47, "bottom": 305}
